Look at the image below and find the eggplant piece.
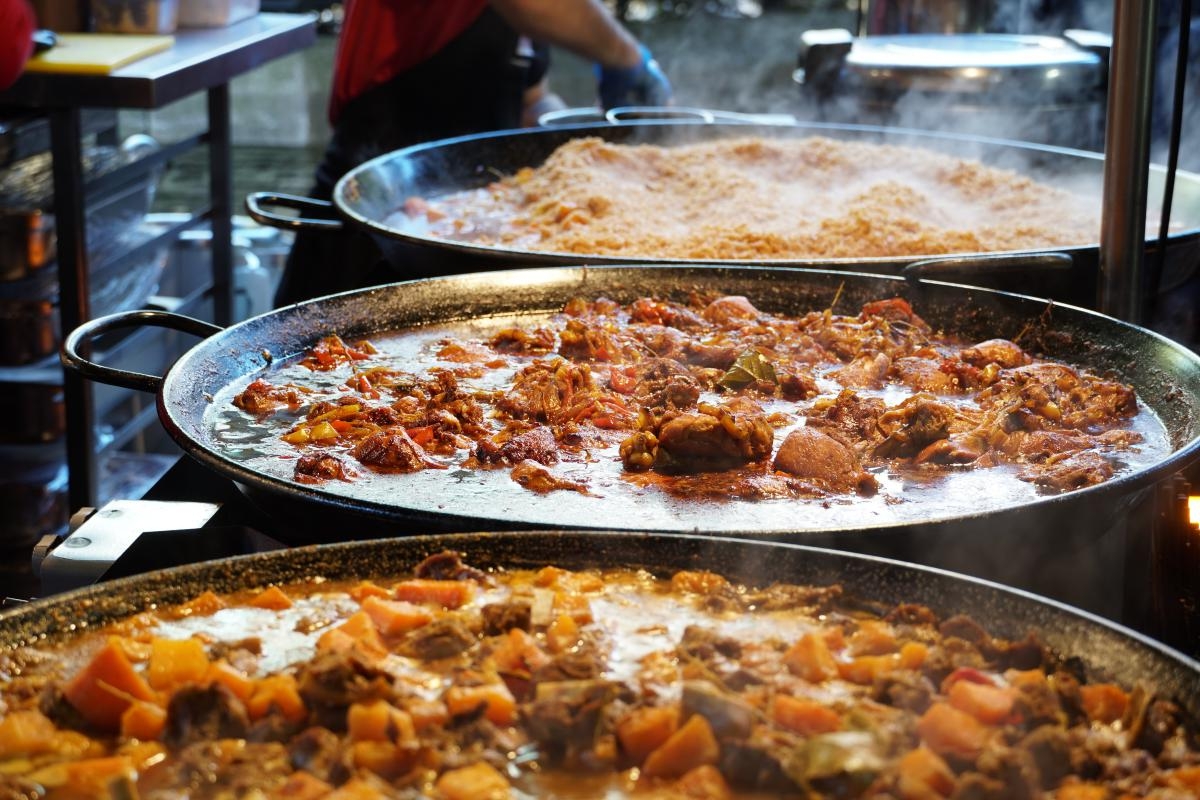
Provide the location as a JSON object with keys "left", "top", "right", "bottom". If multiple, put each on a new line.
{"left": 681, "top": 680, "right": 758, "bottom": 740}
{"left": 780, "top": 731, "right": 887, "bottom": 795}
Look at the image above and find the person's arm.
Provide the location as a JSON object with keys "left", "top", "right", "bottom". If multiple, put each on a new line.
{"left": 489, "top": 0, "right": 642, "bottom": 69}
{"left": 490, "top": 0, "right": 671, "bottom": 109}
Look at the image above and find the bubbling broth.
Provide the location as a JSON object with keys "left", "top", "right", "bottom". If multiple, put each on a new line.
{"left": 203, "top": 292, "right": 1170, "bottom": 531}
{"left": 2, "top": 550, "right": 1198, "bottom": 799}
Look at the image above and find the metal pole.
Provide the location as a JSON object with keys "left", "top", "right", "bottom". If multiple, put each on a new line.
{"left": 1098, "top": 0, "right": 1160, "bottom": 323}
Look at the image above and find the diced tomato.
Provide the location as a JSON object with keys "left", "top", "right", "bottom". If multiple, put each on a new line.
{"left": 610, "top": 365, "right": 638, "bottom": 394}
{"left": 405, "top": 426, "right": 436, "bottom": 446}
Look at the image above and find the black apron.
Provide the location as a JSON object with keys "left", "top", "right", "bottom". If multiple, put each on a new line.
{"left": 275, "top": 8, "right": 531, "bottom": 307}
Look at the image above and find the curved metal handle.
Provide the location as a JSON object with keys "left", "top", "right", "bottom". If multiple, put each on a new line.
{"left": 245, "top": 192, "right": 343, "bottom": 232}
{"left": 61, "top": 309, "right": 223, "bottom": 393}
{"left": 605, "top": 106, "right": 716, "bottom": 124}
{"left": 537, "top": 107, "right": 608, "bottom": 127}
{"left": 902, "top": 252, "right": 1075, "bottom": 285}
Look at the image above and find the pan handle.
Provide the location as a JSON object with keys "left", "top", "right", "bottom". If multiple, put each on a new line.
{"left": 605, "top": 106, "right": 716, "bottom": 124}
{"left": 62, "top": 310, "right": 223, "bottom": 393}
{"left": 902, "top": 252, "right": 1074, "bottom": 285}
{"left": 245, "top": 192, "right": 343, "bottom": 232}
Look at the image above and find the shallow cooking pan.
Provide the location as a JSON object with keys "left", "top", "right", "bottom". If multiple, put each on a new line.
{"left": 245, "top": 120, "right": 1200, "bottom": 310}
{"left": 62, "top": 265, "right": 1200, "bottom": 617}
{"left": 2, "top": 531, "right": 1198, "bottom": 744}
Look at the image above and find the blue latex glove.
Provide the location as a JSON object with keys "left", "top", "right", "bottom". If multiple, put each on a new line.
{"left": 596, "top": 45, "right": 672, "bottom": 110}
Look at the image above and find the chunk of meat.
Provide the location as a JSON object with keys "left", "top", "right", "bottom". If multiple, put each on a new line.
{"left": 476, "top": 426, "right": 559, "bottom": 466}
{"left": 891, "top": 357, "right": 961, "bottom": 394}
{"left": 233, "top": 379, "right": 304, "bottom": 415}
{"left": 163, "top": 684, "right": 250, "bottom": 749}
{"left": 414, "top": 551, "right": 488, "bottom": 582}
{"left": 832, "top": 353, "right": 891, "bottom": 390}
{"left": 959, "top": 339, "right": 1030, "bottom": 368}
{"left": 875, "top": 395, "right": 958, "bottom": 458}
{"left": 1017, "top": 450, "right": 1114, "bottom": 490}
{"left": 773, "top": 426, "right": 878, "bottom": 494}
{"left": 352, "top": 429, "right": 437, "bottom": 471}
{"left": 498, "top": 359, "right": 596, "bottom": 424}
{"left": 805, "top": 389, "right": 886, "bottom": 446}
{"left": 558, "top": 318, "right": 623, "bottom": 362}
{"left": 524, "top": 680, "right": 616, "bottom": 766}
{"left": 510, "top": 460, "right": 589, "bottom": 494}
{"left": 399, "top": 618, "right": 477, "bottom": 660}
{"left": 295, "top": 651, "right": 393, "bottom": 730}
{"left": 702, "top": 295, "right": 760, "bottom": 326}
{"left": 294, "top": 454, "right": 356, "bottom": 484}
{"left": 655, "top": 405, "right": 774, "bottom": 473}
{"left": 633, "top": 359, "right": 702, "bottom": 412}
{"left": 490, "top": 326, "right": 556, "bottom": 354}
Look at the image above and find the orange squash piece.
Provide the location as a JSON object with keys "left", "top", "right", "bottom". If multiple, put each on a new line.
{"left": 147, "top": 637, "right": 210, "bottom": 692}
{"left": 948, "top": 680, "right": 1017, "bottom": 726}
{"left": 361, "top": 595, "right": 434, "bottom": 636}
{"left": 63, "top": 638, "right": 157, "bottom": 732}
{"left": 444, "top": 683, "right": 517, "bottom": 727}
{"left": 0, "top": 709, "right": 60, "bottom": 757}
{"left": 916, "top": 702, "right": 989, "bottom": 761}
{"left": 207, "top": 660, "right": 255, "bottom": 703}
{"left": 179, "top": 590, "right": 226, "bottom": 617}
{"left": 120, "top": 700, "right": 167, "bottom": 741}
{"left": 248, "top": 585, "right": 293, "bottom": 610}
{"left": 616, "top": 705, "right": 680, "bottom": 765}
{"left": 1079, "top": 683, "right": 1129, "bottom": 725}
{"left": 783, "top": 631, "right": 839, "bottom": 683}
{"left": 247, "top": 674, "right": 307, "bottom": 723}
{"left": 392, "top": 579, "right": 475, "bottom": 609}
{"left": 772, "top": 694, "right": 842, "bottom": 736}
{"left": 435, "top": 761, "right": 512, "bottom": 800}
{"left": 348, "top": 700, "right": 416, "bottom": 743}
{"left": 641, "top": 714, "right": 720, "bottom": 779}
{"left": 269, "top": 771, "right": 334, "bottom": 800}
{"left": 896, "top": 746, "right": 956, "bottom": 800}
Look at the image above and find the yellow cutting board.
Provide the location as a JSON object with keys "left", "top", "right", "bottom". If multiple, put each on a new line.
{"left": 25, "top": 34, "right": 175, "bottom": 75}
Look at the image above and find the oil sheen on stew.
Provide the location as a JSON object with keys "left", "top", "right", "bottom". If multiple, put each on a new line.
{"left": 1, "top": 551, "right": 1197, "bottom": 799}
{"left": 205, "top": 294, "right": 1171, "bottom": 530}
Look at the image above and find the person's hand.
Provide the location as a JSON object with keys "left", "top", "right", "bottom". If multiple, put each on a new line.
{"left": 596, "top": 44, "right": 671, "bottom": 109}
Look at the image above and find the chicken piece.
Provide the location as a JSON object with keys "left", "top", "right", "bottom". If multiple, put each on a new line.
{"left": 510, "top": 460, "right": 589, "bottom": 494}
{"left": 959, "top": 338, "right": 1030, "bottom": 369}
{"left": 233, "top": 379, "right": 304, "bottom": 415}
{"left": 476, "top": 426, "right": 559, "bottom": 466}
{"left": 891, "top": 356, "right": 961, "bottom": 394}
{"left": 702, "top": 295, "right": 760, "bottom": 326}
{"left": 773, "top": 426, "right": 878, "bottom": 494}
{"left": 1017, "top": 450, "right": 1114, "bottom": 490}
{"left": 353, "top": 430, "right": 436, "bottom": 472}
{"left": 833, "top": 352, "right": 891, "bottom": 390}
{"left": 655, "top": 404, "right": 774, "bottom": 473}
{"left": 294, "top": 454, "right": 357, "bottom": 484}
{"left": 875, "top": 395, "right": 957, "bottom": 458}
{"left": 805, "top": 389, "right": 886, "bottom": 446}
{"left": 498, "top": 359, "right": 596, "bottom": 424}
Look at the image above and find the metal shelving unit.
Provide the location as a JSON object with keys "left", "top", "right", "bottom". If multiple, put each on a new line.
{"left": 0, "top": 14, "right": 316, "bottom": 516}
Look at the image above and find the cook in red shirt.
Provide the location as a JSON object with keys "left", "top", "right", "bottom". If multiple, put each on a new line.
{"left": 275, "top": 0, "right": 671, "bottom": 308}
{"left": 0, "top": 0, "right": 35, "bottom": 89}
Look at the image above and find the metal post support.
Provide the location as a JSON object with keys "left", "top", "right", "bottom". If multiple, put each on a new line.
{"left": 207, "top": 84, "right": 235, "bottom": 327}
{"left": 50, "top": 107, "right": 99, "bottom": 511}
{"left": 1098, "top": 0, "right": 1160, "bottom": 323}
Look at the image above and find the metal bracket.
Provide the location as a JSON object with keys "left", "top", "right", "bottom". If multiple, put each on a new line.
{"left": 35, "top": 499, "right": 221, "bottom": 596}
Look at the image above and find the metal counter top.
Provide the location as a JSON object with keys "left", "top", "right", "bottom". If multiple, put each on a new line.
{"left": 0, "top": 13, "right": 317, "bottom": 110}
